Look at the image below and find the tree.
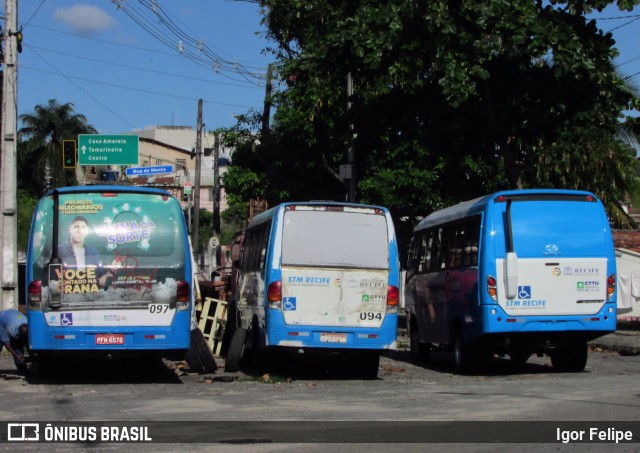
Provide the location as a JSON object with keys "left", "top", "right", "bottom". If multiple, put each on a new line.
{"left": 224, "top": 1, "right": 639, "bottom": 250}
{"left": 18, "top": 99, "right": 97, "bottom": 195}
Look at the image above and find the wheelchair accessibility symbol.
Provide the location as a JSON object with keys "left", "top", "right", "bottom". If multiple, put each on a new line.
{"left": 61, "top": 313, "right": 73, "bottom": 326}
{"left": 283, "top": 297, "right": 297, "bottom": 311}
{"left": 517, "top": 286, "right": 531, "bottom": 299}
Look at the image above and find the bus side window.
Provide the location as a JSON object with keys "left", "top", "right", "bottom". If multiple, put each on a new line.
{"left": 439, "top": 227, "right": 453, "bottom": 270}
{"left": 430, "top": 228, "right": 443, "bottom": 272}
{"left": 258, "top": 223, "right": 271, "bottom": 273}
{"left": 461, "top": 217, "right": 480, "bottom": 267}
{"left": 416, "top": 233, "right": 427, "bottom": 273}
{"left": 422, "top": 231, "right": 434, "bottom": 273}
{"left": 406, "top": 237, "right": 419, "bottom": 275}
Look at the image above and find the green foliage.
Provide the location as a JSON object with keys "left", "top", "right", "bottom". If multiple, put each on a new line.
{"left": 16, "top": 190, "right": 38, "bottom": 253}
{"left": 220, "top": 0, "right": 640, "bottom": 248}
{"left": 18, "top": 99, "right": 98, "bottom": 195}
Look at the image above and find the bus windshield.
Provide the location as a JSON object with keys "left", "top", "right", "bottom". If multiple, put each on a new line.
{"left": 29, "top": 191, "right": 187, "bottom": 311}
{"left": 281, "top": 208, "right": 389, "bottom": 269}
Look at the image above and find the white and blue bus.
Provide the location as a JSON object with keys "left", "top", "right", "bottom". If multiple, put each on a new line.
{"left": 405, "top": 189, "right": 617, "bottom": 372}
{"left": 225, "top": 202, "right": 401, "bottom": 378}
{"left": 25, "top": 186, "right": 193, "bottom": 372}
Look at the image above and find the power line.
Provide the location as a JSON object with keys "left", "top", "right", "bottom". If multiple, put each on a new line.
{"left": 26, "top": 44, "right": 265, "bottom": 90}
{"left": 27, "top": 46, "right": 137, "bottom": 129}
{"left": 588, "top": 14, "right": 640, "bottom": 20}
{"left": 608, "top": 17, "right": 640, "bottom": 33}
{"left": 22, "top": 0, "right": 48, "bottom": 29}
{"left": 20, "top": 65, "right": 254, "bottom": 109}
{"left": 20, "top": 22, "right": 268, "bottom": 71}
{"left": 111, "top": 0, "right": 266, "bottom": 86}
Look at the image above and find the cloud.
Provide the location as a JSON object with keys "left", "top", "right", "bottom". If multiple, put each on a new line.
{"left": 53, "top": 4, "right": 117, "bottom": 35}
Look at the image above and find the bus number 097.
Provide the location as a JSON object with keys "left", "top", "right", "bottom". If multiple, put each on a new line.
{"left": 149, "top": 304, "right": 170, "bottom": 314}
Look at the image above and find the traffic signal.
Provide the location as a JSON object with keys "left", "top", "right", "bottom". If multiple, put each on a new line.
{"left": 62, "top": 140, "right": 77, "bottom": 169}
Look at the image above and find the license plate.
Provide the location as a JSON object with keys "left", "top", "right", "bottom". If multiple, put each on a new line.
{"left": 95, "top": 334, "right": 125, "bottom": 345}
{"left": 320, "top": 333, "right": 347, "bottom": 343}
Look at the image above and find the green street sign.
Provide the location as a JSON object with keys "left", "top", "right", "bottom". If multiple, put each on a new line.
{"left": 78, "top": 134, "right": 139, "bottom": 166}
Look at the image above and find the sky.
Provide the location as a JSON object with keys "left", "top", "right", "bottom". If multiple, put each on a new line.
{"left": 10, "top": 0, "right": 273, "bottom": 135}
{"left": 4, "top": 1, "right": 640, "bottom": 137}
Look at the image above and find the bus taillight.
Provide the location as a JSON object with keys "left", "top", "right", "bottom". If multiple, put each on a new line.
{"left": 607, "top": 274, "right": 615, "bottom": 301}
{"left": 268, "top": 281, "right": 282, "bottom": 309}
{"left": 28, "top": 280, "right": 42, "bottom": 310}
{"left": 176, "top": 280, "right": 190, "bottom": 310}
{"left": 386, "top": 285, "right": 399, "bottom": 313}
{"left": 487, "top": 276, "right": 498, "bottom": 302}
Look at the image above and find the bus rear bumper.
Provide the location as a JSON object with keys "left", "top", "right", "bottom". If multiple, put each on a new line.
{"left": 266, "top": 313, "right": 398, "bottom": 350}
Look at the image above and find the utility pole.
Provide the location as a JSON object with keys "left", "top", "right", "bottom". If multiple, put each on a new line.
{"left": 213, "top": 133, "right": 221, "bottom": 238}
{"left": 192, "top": 99, "right": 203, "bottom": 268}
{"left": 1, "top": 0, "right": 19, "bottom": 310}
{"left": 261, "top": 63, "right": 274, "bottom": 140}
{"left": 346, "top": 72, "right": 357, "bottom": 203}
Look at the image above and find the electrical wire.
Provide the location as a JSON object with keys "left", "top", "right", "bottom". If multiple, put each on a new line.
{"left": 26, "top": 44, "right": 264, "bottom": 90}
{"left": 111, "top": 0, "right": 266, "bottom": 86}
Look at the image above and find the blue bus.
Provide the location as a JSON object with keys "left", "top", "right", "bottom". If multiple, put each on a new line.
{"left": 404, "top": 189, "right": 617, "bottom": 372}
{"left": 25, "top": 186, "right": 193, "bottom": 372}
{"left": 224, "top": 202, "right": 401, "bottom": 378}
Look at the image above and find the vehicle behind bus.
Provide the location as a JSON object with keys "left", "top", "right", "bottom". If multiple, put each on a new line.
{"left": 405, "top": 189, "right": 616, "bottom": 373}
{"left": 224, "top": 202, "right": 400, "bottom": 378}
{"left": 25, "top": 186, "right": 193, "bottom": 372}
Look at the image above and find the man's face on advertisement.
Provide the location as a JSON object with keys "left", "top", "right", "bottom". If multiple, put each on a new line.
{"left": 69, "top": 220, "right": 89, "bottom": 245}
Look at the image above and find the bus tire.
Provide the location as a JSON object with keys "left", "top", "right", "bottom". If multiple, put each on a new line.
{"left": 453, "top": 325, "right": 477, "bottom": 374}
{"left": 34, "top": 354, "right": 55, "bottom": 378}
{"left": 195, "top": 328, "right": 218, "bottom": 373}
{"left": 509, "top": 352, "right": 531, "bottom": 366}
{"left": 249, "top": 320, "right": 267, "bottom": 376}
{"left": 225, "top": 327, "right": 247, "bottom": 373}
{"left": 551, "top": 340, "right": 588, "bottom": 372}
{"left": 348, "top": 352, "right": 380, "bottom": 379}
{"left": 185, "top": 328, "right": 217, "bottom": 374}
{"left": 409, "top": 319, "right": 431, "bottom": 364}
{"left": 360, "top": 352, "right": 380, "bottom": 379}
{"left": 219, "top": 304, "right": 237, "bottom": 358}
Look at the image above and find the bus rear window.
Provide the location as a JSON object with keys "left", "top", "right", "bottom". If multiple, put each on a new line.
{"left": 494, "top": 199, "right": 608, "bottom": 257}
{"left": 281, "top": 210, "right": 389, "bottom": 269}
{"left": 28, "top": 191, "right": 188, "bottom": 308}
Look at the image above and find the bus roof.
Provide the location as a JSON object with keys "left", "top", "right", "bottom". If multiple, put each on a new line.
{"left": 415, "top": 189, "right": 597, "bottom": 231}
{"left": 44, "top": 185, "right": 174, "bottom": 197}
{"left": 248, "top": 201, "right": 390, "bottom": 229}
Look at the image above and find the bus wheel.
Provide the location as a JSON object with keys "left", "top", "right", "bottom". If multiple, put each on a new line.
{"left": 551, "top": 340, "right": 588, "bottom": 372}
{"left": 509, "top": 352, "right": 531, "bottom": 366}
{"left": 224, "top": 327, "right": 247, "bottom": 373}
{"left": 355, "top": 352, "right": 380, "bottom": 379}
{"left": 219, "top": 305, "right": 237, "bottom": 358}
{"left": 34, "top": 354, "right": 55, "bottom": 378}
{"left": 453, "top": 326, "right": 474, "bottom": 374}
{"left": 185, "top": 328, "right": 218, "bottom": 374}
{"left": 409, "top": 320, "right": 431, "bottom": 364}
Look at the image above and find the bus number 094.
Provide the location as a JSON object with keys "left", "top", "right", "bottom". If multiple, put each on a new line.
{"left": 149, "top": 304, "right": 170, "bottom": 314}
{"left": 360, "top": 312, "right": 383, "bottom": 321}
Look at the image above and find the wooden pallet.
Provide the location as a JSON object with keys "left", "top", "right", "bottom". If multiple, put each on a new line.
{"left": 197, "top": 297, "right": 227, "bottom": 355}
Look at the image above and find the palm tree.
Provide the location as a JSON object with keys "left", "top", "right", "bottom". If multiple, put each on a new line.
{"left": 18, "top": 99, "right": 98, "bottom": 195}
